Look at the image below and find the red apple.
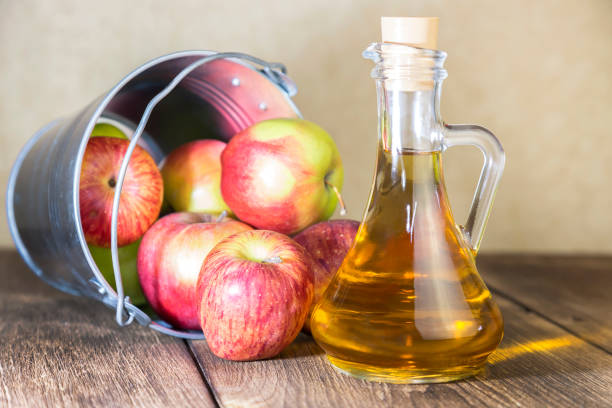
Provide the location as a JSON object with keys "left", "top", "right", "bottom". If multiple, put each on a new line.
{"left": 161, "top": 140, "right": 231, "bottom": 214}
{"left": 80, "top": 137, "right": 163, "bottom": 247}
{"left": 138, "top": 212, "right": 252, "bottom": 330}
{"left": 293, "top": 220, "right": 360, "bottom": 331}
{"left": 197, "top": 230, "right": 314, "bottom": 360}
{"left": 220, "top": 118, "right": 344, "bottom": 235}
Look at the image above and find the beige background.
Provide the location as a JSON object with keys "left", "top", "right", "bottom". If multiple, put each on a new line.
{"left": 1, "top": 0, "right": 611, "bottom": 252}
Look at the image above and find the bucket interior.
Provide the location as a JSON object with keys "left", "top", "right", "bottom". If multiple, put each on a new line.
{"left": 102, "top": 54, "right": 298, "bottom": 154}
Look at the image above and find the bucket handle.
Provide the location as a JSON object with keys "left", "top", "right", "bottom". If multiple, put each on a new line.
{"left": 109, "top": 52, "right": 290, "bottom": 332}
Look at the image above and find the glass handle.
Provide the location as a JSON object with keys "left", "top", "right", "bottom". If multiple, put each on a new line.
{"left": 443, "top": 124, "right": 505, "bottom": 254}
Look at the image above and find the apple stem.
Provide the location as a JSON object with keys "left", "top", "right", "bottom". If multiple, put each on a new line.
{"left": 325, "top": 181, "right": 347, "bottom": 216}
{"left": 262, "top": 256, "right": 282, "bottom": 264}
{"left": 216, "top": 210, "right": 228, "bottom": 223}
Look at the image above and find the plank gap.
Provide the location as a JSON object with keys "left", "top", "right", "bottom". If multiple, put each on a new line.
{"left": 186, "top": 340, "right": 222, "bottom": 408}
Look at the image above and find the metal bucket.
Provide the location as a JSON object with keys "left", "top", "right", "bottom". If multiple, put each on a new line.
{"left": 6, "top": 51, "right": 301, "bottom": 338}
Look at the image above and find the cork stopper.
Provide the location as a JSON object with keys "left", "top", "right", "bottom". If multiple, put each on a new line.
{"left": 380, "top": 17, "right": 439, "bottom": 91}
{"left": 381, "top": 17, "right": 438, "bottom": 50}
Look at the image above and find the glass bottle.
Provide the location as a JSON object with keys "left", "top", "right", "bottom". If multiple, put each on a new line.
{"left": 310, "top": 20, "right": 505, "bottom": 384}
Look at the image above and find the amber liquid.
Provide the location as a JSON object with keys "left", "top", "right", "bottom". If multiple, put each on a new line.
{"left": 310, "top": 149, "right": 503, "bottom": 383}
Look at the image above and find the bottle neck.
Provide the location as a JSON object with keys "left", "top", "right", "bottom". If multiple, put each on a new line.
{"left": 377, "top": 84, "right": 443, "bottom": 152}
{"left": 365, "top": 42, "right": 447, "bottom": 153}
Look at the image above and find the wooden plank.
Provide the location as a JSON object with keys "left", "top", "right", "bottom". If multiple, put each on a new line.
{"left": 189, "top": 296, "right": 612, "bottom": 407}
{"left": 478, "top": 254, "right": 612, "bottom": 353}
{"left": 0, "top": 250, "right": 216, "bottom": 408}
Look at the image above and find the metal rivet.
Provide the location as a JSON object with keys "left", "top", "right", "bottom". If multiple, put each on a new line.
{"left": 231, "top": 78, "right": 240, "bottom": 86}
{"left": 259, "top": 102, "right": 268, "bottom": 111}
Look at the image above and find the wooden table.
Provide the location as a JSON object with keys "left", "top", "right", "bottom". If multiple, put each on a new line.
{"left": 1, "top": 250, "right": 610, "bottom": 407}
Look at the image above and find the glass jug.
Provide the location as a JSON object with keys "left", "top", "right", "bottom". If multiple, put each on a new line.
{"left": 310, "top": 41, "right": 505, "bottom": 383}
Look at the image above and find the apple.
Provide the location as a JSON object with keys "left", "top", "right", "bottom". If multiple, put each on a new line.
{"left": 161, "top": 140, "right": 231, "bottom": 214}
{"left": 88, "top": 239, "right": 146, "bottom": 305}
{"left": 91, "top": 122, "right": 128, "bottom": 139}
{"left": 294, "top": 220, "right": 360, "bottom": 331}
{"left": 80, "top": 137, "right": 163, "bottom": 247}
{"left": 138, "top": 212, "right": 251, "bottom": 330}
{"left": 197, "top": 230, "right": 314, "bottom": 360}
{"left": 220, "top": 118, "right": 344, "bottom": 235}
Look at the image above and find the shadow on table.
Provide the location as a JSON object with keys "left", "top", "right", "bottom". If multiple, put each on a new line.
{"left": 275, "top": 333, "right": 325, "bottom": 360}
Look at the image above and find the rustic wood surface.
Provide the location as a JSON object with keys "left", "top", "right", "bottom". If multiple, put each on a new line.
{"left": 188, "top": 296, "right": 612, "bottom": 408}
{"left": 0, "top": 250, "right": 215, "bottom": 408}
{"left": 1, "top": 249, "right": 611, "bottom": 407}
{"left": 479, "top": 254, "right": 612, "bottom": 353}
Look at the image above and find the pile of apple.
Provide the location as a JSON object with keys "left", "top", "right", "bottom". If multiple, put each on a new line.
{"left": 81, "top": 118, "right": 359, "bottom": 360}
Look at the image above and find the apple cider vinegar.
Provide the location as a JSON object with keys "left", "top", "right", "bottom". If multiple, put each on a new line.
{"left": 310, "top": 17, "right": 506, "bottom": 383}
{"left": 310, "top": 149, "right": 503, "bottom": 383}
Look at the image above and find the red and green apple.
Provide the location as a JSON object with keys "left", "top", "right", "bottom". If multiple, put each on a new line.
{"left": 79, "top": 137, "right": 163, "bottom": 247}
{"left": 221, "top": 118, "right": 344, "bottom": 235}
{"left": 161, "top": 140, "right": 230, "bottom": 214}
{"left": 197, "top": 230, "right": 314, "bottom": 360}
{"left": 294, "top": 219, "right": 360, "bottom": 331}
{"left": 137, "top": 212, "right": 251, "bottom": 330}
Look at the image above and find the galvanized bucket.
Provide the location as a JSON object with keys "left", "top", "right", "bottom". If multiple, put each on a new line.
{"left": 6, "top": 51, "right": 301, "bottom": 338}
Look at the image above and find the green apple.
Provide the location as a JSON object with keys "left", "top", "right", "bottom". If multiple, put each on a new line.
{"left": 88, "top": 239, "right": 146, "bottom": 305}
{"left": 91, "top": 122, "right": 128, "bottom": 139}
